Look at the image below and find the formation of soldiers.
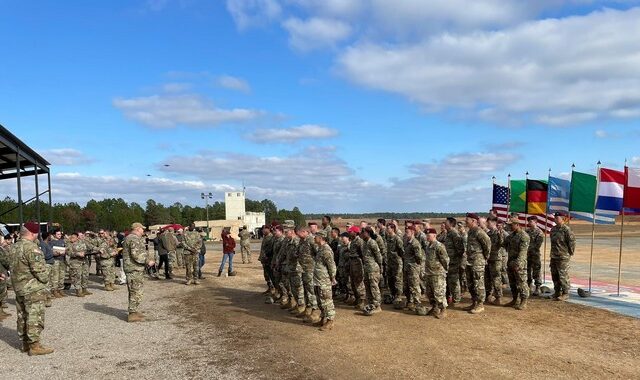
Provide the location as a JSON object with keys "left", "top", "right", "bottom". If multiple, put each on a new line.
{"left": 0, "top": 222, "right": 205, "bottom": 356}
{"left": 258, "top": 212, "right": 576, "bottom": 330}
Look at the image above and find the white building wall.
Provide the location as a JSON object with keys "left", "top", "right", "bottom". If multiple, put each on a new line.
{"left": 225, "top": 191, "right": 246, "bottom": 221}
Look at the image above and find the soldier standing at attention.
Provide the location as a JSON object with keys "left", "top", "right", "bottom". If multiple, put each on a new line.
{"left": 457, "top": 222, "right": 469, "bottom": 294}
{"left": 175, "top": 228, "right": 185, "bottom": 268}
{"left": 361, "top": 227, "right": 383, "bottom": 314}
{"left": 67, "top": 232, "right": 91, "bottom": 297}
{"left": 183, "top": 224, "right": 203, "bottom": 284}
{"left": 10, "top": 222, "right": 53, "bottom": 355}
{"left": 97, "top": 229, "right": 118, "bottom": 291}
{"left": 486, "top": 216, "right": 504, "bottom": 305}
{"left": 259, "top": 226, "right": 275, "bottom": 294}
{"left": 347, "top": 226, "right": 366, "bottom": 310}
{"left": 336, "top": 232, "right": 352, "bottom": 302}
{"left": 504, "top": 216, "right": 530, "bottom": 310}
{"left": 464, "top": 213, "right": 491, "bottom": 314}
{"left": 385, "top": 223, "right": 404, "bottom": 306}
{"left": 123, "top": 222, "right": 155, "bottom": 322}
{"left": 285, "top": 228, "right": 304, "bottom": 314}
{"left": 423, "top": 228, "right": 449, "bottom": 319}
{"left": 0, "top": 235, "right": 12, "bottom": 319}
{"left": 313, "top": 231, "right": 337, "bottom": 331}
{"left": 269, "top": 225, "right": 286, "bottom": 303}
{"left": 498, "top": 221, "right": 510, "bottom": 285}
{"left": 549, "top": 212, "right": 575, "bottom": 301}
{"left": 402, "top": 226, "right": 424, "bottom": 312}
{"left": 239, "top": 226, "right": 252, "bottom": 264}
{"left": 273, "top": 223, "right": 294, "bottom": 307}
{"left": 526, "top": 216, "right": 544, "bottom": 296}
{"left": 443, "top": 217, "right": 465, "bottom": 306}
{"left": 296, "top": 226, "right": 320, "bottom": 322}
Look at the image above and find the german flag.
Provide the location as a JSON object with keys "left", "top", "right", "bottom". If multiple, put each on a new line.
{"left": 526, "top": 179, "right": 548, "bottom": 215}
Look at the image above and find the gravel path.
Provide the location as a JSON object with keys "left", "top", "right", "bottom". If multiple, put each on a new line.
{"left": 0, "top": 243, "right": 245, "bottom": 380}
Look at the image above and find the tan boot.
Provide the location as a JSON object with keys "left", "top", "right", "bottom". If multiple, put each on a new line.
{"left": 557, "top": 293, "right": 569, "bottom": 301}
{"left": 83, "top": 289, "right": 93, "bottom": 296}
{"left": 435, "top": 308, "right": 447, "bottom": 319}
{"left": 516, "top": 298, "right": 528, "bottom": 310}
{"left": 127, "top": 312, "right": 145, "bottom": 323}
{"left": 287, "top": 300, "right": 298, "bottom": 311}
{"left": 28, "top": 342, "right": 54, "bottom": 356}
{"left": 304, "top": 309, "right": 321, "bottom": 324}
{"left": 313, "top": 317, "right": 327, "bottom": 327}
{"left": 185, "top": 279, "right": 193, "bottom": 285}
{"left": 280, "top": 298, "right": 291, "bottom": 309}
{"left": 354, "top": 301, "right": 365, "bottom": 310}
{"left": 52, "top": 290, "right": 62, "bottom": 299}
{"left": 463, "top": 301, "right": 476, "bottom": 311}
{"left": 76, "top": 289, "right": 85, "bottom": 297}
{"left": 58, "top": 290, "right": 67, "bottom": 297}
{"left": 504, "top": 297, "right": 518, "bottom": 307}
{"left": 406, "top": 303, "right": 416, "bottom": 312}
{"left": 492, "top": 297, "right": 502, "bottom": 306}
{"left": 104, "top": 284, "right": 114, "bottom": 291}
{"left": 297, "top": 306, "right": 311, "bottom": 319}
{"left": 469, "top": 302, "right": 485, "bottom": 314}
{"left": 319, "top": 319, "right": 334, "bottom": 331}
{"left": 292, "top": 305, "right": 305, "bottom": 315}
{"left": 194, "top": 280, "right": 201, "bottom": 285}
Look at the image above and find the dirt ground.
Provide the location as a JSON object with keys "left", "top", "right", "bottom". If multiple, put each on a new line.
{"left": 181, "top": 242, "right": 640, "bottom": 380}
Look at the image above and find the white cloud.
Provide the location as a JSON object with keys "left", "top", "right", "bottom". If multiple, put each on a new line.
{"left": 337, "top": 8, "right": 640, "bottom": 126}
{"left": 41, "top": 149, "right": 95, "bottom": 166}
{"left": 282, "top": 17, "right": 351, "bottom": 51}
{"left": 216, "top": 75, "right": 251, "bottom": 93}
{"left": 226, "top": 0, "right": 282, "bottom": 30}
{"left": 286, "top": 0, "right": 364, "bottom": 18}
{"left": 595, "top": 129, "right": 609, "bottom": 138}
{"left": 247, "top": 124, "right": 338, "bottom": 143}
{"left": 113, "top": 94, "right": 262, "bottom": 128}
{"left": 161, "top": 82, "right": 192, "bottom": 93}
{"left": 632, "top": 157, "right": 640, "bottom": 166}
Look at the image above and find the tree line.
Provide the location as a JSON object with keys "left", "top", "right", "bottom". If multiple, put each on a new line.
{"left": 0, "top": 197, "right": 305, "bottom": 232}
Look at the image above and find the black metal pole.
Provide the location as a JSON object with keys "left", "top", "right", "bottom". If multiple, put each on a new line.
{"left": 16, "top": 148, "right": 23, "bottom": 225}
{"left": 47, "top": 170, "right": 52, "bottom": 231}
{"left": 35, "top": 160, "right": 41, "bottom": 230}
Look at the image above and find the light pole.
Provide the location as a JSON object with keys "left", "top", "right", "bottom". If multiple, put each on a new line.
{"left": 201, "top": 192, "right": 213, "bottom": 240}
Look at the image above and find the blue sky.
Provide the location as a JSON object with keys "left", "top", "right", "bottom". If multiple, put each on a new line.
{"left": 1, "top": 0, "right": 639, "bottom": 213}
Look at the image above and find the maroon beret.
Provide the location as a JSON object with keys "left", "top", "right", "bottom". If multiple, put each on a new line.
{"left": 466, "top": 213, "right": 480, "bottom": 221}
{"left": 23, "top": 221, "right": 40, "bottom": 234}
{"left": 426, "top": 228, "right": 437, "bottom": 234}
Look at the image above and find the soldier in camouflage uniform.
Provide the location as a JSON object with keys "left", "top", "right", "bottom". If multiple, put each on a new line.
{"left": 66, "top": 232, "right": 91, "bottom": 297}
{"left": 313, "top": 231, "right": 337, "bottom": 331}
{"left": 498, "top": 221, "right": 510, "bottom": 285}
{"left": 259, "top": 226, "right": 275, "bottom": 294}
{"left": 285, "top": 228, "right": 304, "bottom": 314}
{"left": 375, "top": 219, "right": 388, "bottom": 289}
{"left": 505, "top": 216, "right": 530, "bottom": 310}
{"left": 457, "top": 222, "right": 469, "bottom": 294}
{"left": 0, "top": 235, "right": 11, "bottom": 320}
{"left": 97, "top": 230, "right": 118, "bottom": 291}
{"left": 443, "top": 217, "right": 465, "bottom": 305}
{"left": 123, "top": 223, "right": 155, "bottom": 322}
{"left": 274, "top": 223, "right": 294, "bottom": 307}
{"left": 269, "top": 226, "right": 286, "bottom": 302}
{"left": 161, "top": 227, "right": 178, "bottom": 278}
{"left": 423, "top": 228, "right": 449, "bottom": 318}
{"left": 403, "top": 226, "right": 424, "bottom": 312}
{"left": 550, "top": 212, "right": 575, "bottom": 301}
{"left": 10, "top": 222, "right": 53, "bottom": 355}
{"left": 321, "top": 215, "right": 333, "bottom": 238}
{"left": 485, "top": 216, "right": 505, "bottom": 305}
{"left": 385, "top": 223, "right": 404, "bottom": 305}
{"left": 239, "top": 226, "right": 252, "bottom": 264}
{"left": 182, "top": 224, "right": 203, "bottom": 285}
{"left": 361, "top": 227, "right": 383, "bottom": 314}
{"left": 464, "top": 213, "right": 491, "bottom": 314}
{"left": 347, "top": 226, "right": 366, "bottom": 309}
{"left": 175, "top": 229, "right": 185, "bottom": 268}
{"left": 336, "top": 232, "right": 351, "bottom": 301}
{"left": 296, "top": 227, "right": 319, "bottom": 321}
{"left": 526, "top": 216, "right": 544, "bottom": 296}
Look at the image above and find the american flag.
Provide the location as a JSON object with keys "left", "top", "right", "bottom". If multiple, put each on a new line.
{"left": 492, "top": 183, "right": 555, "bottom": 232}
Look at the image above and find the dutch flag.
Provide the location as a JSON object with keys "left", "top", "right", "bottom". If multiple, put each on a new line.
{"left": 595, "top": 168, "right": 625, "bottom": 224}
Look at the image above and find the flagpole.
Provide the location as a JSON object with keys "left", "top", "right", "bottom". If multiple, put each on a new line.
{"left": 543, "top": 168, "right": 550, "bottom": 285}
{"left": 507, "top": 173, "right": 511, "bottom": 216}
{"left": 569, "top": 163, "right": 575, "bottom": 226}
{"left": 616, "top": 159, "right": 628, "bottom": 297}
{"left": 492, "top": 176, "right": 496, "bottom": 215}
{"left": 525, "top": 171, "right": 529, "bottom": 227}
{"left": 588, "top": 161, "right": 601, "bottom": 293}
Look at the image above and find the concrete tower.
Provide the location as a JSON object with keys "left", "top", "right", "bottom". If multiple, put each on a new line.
{"left": 225, "top": 190, "right": 246, "bottom": 221}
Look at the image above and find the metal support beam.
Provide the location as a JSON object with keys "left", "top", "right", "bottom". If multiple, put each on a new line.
{"left": 48, "top": 171, "right": 53, "bottom": 232}
{"left": 35, "top": 160, "right": 41, "bottom": 228}
{"left": 16, "top": 148, "right": 23, "bottom": 225}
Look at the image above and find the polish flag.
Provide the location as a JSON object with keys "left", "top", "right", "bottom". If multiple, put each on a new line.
{"left": 624, "top": 166, "right": 640, "bottom": 214}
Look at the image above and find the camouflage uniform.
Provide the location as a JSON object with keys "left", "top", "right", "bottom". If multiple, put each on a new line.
{"left": 459, "top": 229, "right": 469, "bottom": 293}
{"left": 314, "top": 242, "right": 337, "bottom": 320}
{"left": 239, "top": 229, "right": 252, "bottom": 264}
{"left": 486, "top": 228, "right": 504, "bottom": 300}
{"left": 50, "top": 238, "right": 66, "bottom": 291}
{"left": 297, "top": 236, "right": 318, "bottom": 310}
{"left": 0, "top": 244, "right": 10, "bottom": 309}
{"left": 443, "top": 229, "right": 465, "bottom": 303}
{"left": 270, "top": 234, "right": 286, "bottom": 296}
{"left": 526, "top": 226, "right": 544, "bottom": 287}
{"left": 273, "top": 235, "right": 291, "bottom": 300}
{"left": 550, "top": 224, "right": 575, "bottom": 296}
{"left": 161, "top": 231, "right": 178, "bottom": 271}
{"left": 362, "top": 237, "right": 383, "bottom": 307}
{"left": 375, "top": 232, "right": 387, "bottom": 288}
{"left": 416, "top": 231, "right": 428, "bottom": 294}
{"left": 176, "top": 233, "right": 185, "bottom": 268}
{"left": 182, "top": 230, "right": 203, "bottom": 282}
{"left": 465, "top": 227, "right": 491, "bottom": 305}
{"left": 67, "top": 240, "right": 89, "bottom": 292}
{"left": 97, "top": 237, "right": 117, "bottom": 288}
{"left": 259, "top": 233, "right": 275, "bottom": 290}
{"left": 505, "top": 229, "right": 530, "bottom": 301}
{"left": 285, "top": 236, "right": 303, "bottom": 306}
{"left": 10, "top": 238, "right": 50, "bottom": 344}
{"left": 336, "top": 242, "right": 351, "bottom": 297}
{"left": 348, "top": 236, "right": 366, "bottom": 305}
{"left": 122, "top": 233, "right": 150, "bottom": 313}
{"left": 424, "top": 240, "right": 449, "bottom": 310}
{"left": 385, "top": 233, "right": 404, "bottom": 299}
{"left": 403, "top": 236, "right": 424, "bottom": 307}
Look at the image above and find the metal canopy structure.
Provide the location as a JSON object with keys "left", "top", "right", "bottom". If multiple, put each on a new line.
{"left": 0, "top": 124, "right": 52, "bottom": 228}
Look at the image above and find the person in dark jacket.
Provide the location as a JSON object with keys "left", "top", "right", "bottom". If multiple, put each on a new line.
{"left": 198, "top": 229, "right": 206, "bottom": 279}
{"left": 39, "top": 232, "right": 55, "bottom": 308}
{"left": 219, "top": 229, "right": 237, "bottom": 277}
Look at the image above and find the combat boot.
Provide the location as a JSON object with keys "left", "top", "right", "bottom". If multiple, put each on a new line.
{"left": 427, "top": 306, "right": 437, "bottom": 316}
{"left": 58, "top": 290, "right": 67, "bottom": 297}
{"left": 45, "top": 298, "right": 52, "bottom": 308}
{"left": 319, "top": 319, "right": 334, "bottom": 332}
{"left": 83, "top": 289, "right": 93, "bottom": 296}
{"left": 406, "top": 303, "right": 416, "bottom": 312}
{"left": 280, "top": 298, "right": 291, "bottom": 309}
{"left": 354, "top": 301, "right": 365, "bottom": 310}
{"left": 297, "top": 306, "right": 312, "bottom": 319}
{"left": 556, "top": 293, "right": 569, "bottom": 301}
{"left": 127, "top": 312, "right": 145, "bottom": 323}
{"left": 435, "top": 308, "right": 447, "bottom": 319}
{"left": 469, "top": 302, "right": 485, "bottom": 314}
{"left": 194, "top": 280, "right": 201, "bottom": 285}
{"left": 463, "top": 301, "right": 476, "bottom": 311}
{"left": 28, "top": 342, "right": 54, "bottom": 356}
{"left": 504, "top": 297, "right": 518, "bottom": 307}
{"left": 313, "top": 317, "right": 327, "bottom": 327}
{"left": 492, "top": 297, "right": 502, "bottom": 306}
{"left": 287, "top": 299, "right": 299, "bottom": 311}
{"left": 532, "top": 286, "right": 541, "bottom": 296}
{"left": 218, "top": 270, "right": 222, "bottom": 277}
{"left": 52, "top": 290, "right": 62, "bottom": 298}
{"left": 105, "top": 284, "right": 114, "bottom": 291}
{"left": 370, "top": 305, "right": 382, "bottom": 314}
{"left": 21, "top": 341, "right": 29, "bottom": 353}
{"left": 304, "top": 309, "right": 321, "bottom": 324}
{"left": 76, "top": 289, "right": 85, "bottom": 297}
{"left": 345, "top": 296, "right": 356, "bottom": 305}
{"left": 228, "top": 271, "right": 237, "bottom": 276}
{"left": 185, "top": 279, "right": 193, "bottom": 285}
{"left": 292, "top": 305, "right": 305, "bottom": 315}
{"left": 516, "top": 298, "right": 528, "bottom": 310}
